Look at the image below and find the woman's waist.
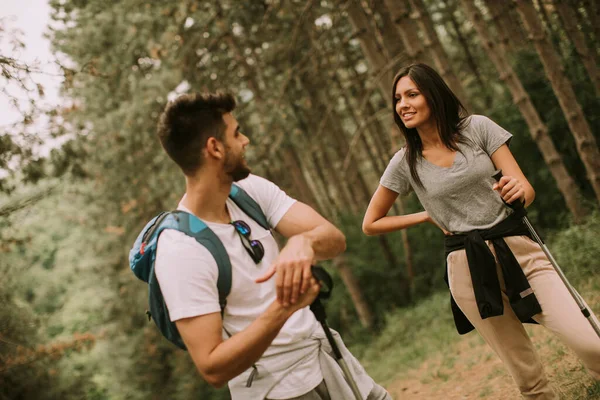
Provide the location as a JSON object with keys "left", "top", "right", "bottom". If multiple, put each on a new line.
{"left": 444, "top": 210, "right": 529, "bottom": 255}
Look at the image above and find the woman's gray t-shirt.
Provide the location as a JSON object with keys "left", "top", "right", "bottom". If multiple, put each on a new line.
{"left": 380, "top": 115, "right": 513, "bottom": 234}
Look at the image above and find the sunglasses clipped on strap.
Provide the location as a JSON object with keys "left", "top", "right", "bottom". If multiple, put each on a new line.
{"left": 230, "top": 220, "right": 265, "bottom": 264}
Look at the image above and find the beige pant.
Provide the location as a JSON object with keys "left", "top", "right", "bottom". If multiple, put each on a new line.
{"left": 447, "top": 235, "right": 600, "bottom": 399}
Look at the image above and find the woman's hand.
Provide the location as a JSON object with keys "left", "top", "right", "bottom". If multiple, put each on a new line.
{"left": 493, "top": 175, "right": 525, "bottom": 205}
{"left": 490, "top": 145, "right": 534, "bottom": 207}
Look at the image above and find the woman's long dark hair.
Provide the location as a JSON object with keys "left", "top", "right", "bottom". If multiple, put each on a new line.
{"left": 392, "top": 63, "right": 469, "bottom": 189}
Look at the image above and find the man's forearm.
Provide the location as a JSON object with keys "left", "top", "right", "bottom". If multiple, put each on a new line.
{"left": 200, "top": 302, "right": 290, "bottom": 387}
{"left": 300, "top": 224, "right": 346, "bottom": 260}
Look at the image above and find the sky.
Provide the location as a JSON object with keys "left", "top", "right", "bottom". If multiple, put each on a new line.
{"left": 1, "top": 0, "right": 62, "bottom": 127}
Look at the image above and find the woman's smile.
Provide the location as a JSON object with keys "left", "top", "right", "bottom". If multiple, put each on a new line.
{"left": 394, "top": 76, "right": 432, "bottom": 129}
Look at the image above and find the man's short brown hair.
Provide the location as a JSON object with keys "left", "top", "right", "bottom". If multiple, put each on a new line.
{"left": 157, "top": 92, "right": 236, "bottom": 175}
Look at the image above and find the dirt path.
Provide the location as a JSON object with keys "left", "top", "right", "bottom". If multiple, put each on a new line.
{"left": 385, "top": 324, "right": 598, "bottom": 399}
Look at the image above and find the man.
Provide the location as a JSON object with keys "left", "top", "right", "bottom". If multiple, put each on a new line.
{"left": 154, "top": 91, "right": 391, "bottom": 399}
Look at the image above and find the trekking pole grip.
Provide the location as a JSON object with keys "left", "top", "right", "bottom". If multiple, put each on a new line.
{"left": 492, "top": 169, "right": 525, "bottom": 211}
{"left": 308, "top": 266, "right": 331, "bottom": 321}
{"left": 311, "top": 265, "right": 333, "bottom": 300}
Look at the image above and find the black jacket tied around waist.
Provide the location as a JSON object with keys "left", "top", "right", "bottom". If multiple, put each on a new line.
{"left": 444, "top": 208, "right": 542, "bottom": 334}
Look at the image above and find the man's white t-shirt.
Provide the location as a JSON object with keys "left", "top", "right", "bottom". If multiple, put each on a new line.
{"left": 155, "top": 174, "right": 322, "bottom": 399}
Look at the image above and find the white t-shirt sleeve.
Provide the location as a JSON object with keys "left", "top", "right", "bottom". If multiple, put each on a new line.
{"left": 155, "top": 229, "right": 222, "bottom": 321}
{"left": 236, "top": 174, "right": 297, "bottom": 227}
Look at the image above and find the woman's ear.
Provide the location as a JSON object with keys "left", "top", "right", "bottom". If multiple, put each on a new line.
{"left": 206, "top": 137, "right": 225, "bottom": 160}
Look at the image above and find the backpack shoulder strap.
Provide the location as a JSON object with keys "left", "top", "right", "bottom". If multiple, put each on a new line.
{"left": 229, "top": 184, "right": 270, "bottom": 229}
{"left": 163, "top": 211, "right": 232, "bottom": 311}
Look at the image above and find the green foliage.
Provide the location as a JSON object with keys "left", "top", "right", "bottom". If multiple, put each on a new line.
{"left": 547, "top": 210, "right": 600, "bottom": 283}
{"left": 349, "top": 290, "right": 457, "bottom": 384}
{"left": 0, "top": 288, "right": 54, "bottom": 400}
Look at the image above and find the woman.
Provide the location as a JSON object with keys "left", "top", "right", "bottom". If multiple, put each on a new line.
{"left": 362, "top": 63, "right": 600, "bottom": 399}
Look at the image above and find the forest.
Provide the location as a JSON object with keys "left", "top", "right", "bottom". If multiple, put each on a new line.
{"left": 1, "top": 0, "right": 599, "bottom": 399}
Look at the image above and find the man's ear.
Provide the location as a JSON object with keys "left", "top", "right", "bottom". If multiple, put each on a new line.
{"left": 206, "top": 137, "right": 225, "bottom": 160}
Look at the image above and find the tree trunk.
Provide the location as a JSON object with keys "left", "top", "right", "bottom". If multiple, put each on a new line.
{"left": 347, "top": 0, "right": 416, "bottom": 291}
{"left": 301, "top": 68, "right": 369, "bottom": 211}
{"left": 578, "top": 0, "right": 600, "bottom": 53}
{"left": 291, "top": 88, "right": 378, "bottom": 328}
{"left": 515, "top": 0, "right": 600, "bottom": 202}
{"left": 571, "top": 0, "right": 598, "bottom": 58}
{"left": 306, "top": 52, "right": 409, "bottom": 296}
{"left": 381, "top": 0, "right": 429, "bottom": 63}
{"left": 334, "top": 257, "right": 375, "bottom": 330}
{"left": 484, "top": 0, "right": 528, "bottom": 48}
{"left": 534, "top": 0, "right": 554, "bottom": 32}
{"left": 372, "top": 1, "right": 405, "bottom": 58}
{"left": 553, "top": 0, "right": 600, "bottom": 95}
{"left": 301, "top": 154, "right": 338, "bottom": 221}
{"left": 331, "top": 74, "right": 388, "bottom": 178}
{"left": 346, "top": 0, "right": 394, "bottom": 99}
{"left": 461, "top": 0, "right": 588, "bottom": 222}
{"left": 281, "top": 147, "right": 320, "bottom": 210}
{"left": 394, "top": 197, "right": 414, "bottom": 292}
{"left": 288, "top": 97, "right": 343, "bottom": 216}
{"left": 347, "top": 53, "right": 397, "bottom": 154}
{"left": 441, "top": 0, "right": 489, "bottom": 109}
{"left": 408, "top": 0, "right": 473, "bottom": 111}
{"left": 307, "top": 40, "right": 386, "bottom": 185}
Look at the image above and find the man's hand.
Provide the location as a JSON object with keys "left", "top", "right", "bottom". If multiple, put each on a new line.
{"left": 280, "top": 277, "right": 321, "bottom": 315}
{"left": 255, "top": 234, "right": 314, "bottom": 307}
{"left": 256, "top": 201, "right": 345, "bottom": 307}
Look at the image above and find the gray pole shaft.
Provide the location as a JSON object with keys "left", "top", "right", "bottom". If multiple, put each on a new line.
{"left": 523, "top": 216, "right": 600, "bottom": 338}
{"left": 337, "top": 358, "right": 364, "bottom": 400}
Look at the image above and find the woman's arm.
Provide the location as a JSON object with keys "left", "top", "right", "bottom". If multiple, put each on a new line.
{"left": 490, "top": 144, "right": 535, "bottom": 207}
{"left": 362, "top": 185, "right": 433, "bottom": 236}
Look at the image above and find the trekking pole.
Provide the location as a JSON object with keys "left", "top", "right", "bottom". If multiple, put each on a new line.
{"left": 493, "top": 170, "right": 600, "bottom": 338}
{"left": 310, "top": 266, "right": 363, "bottom": 400}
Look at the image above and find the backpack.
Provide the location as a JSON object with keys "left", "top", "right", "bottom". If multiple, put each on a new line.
{"left": 129, "top": 184, "right": 270, "bottom": 350}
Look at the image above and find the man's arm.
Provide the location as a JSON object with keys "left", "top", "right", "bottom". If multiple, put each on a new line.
{"left": 274, "top": 201, "right": 346, "bottom": 259}
{"left": 256, "top": 201, "right": 346, "bottom": 307}
{"left": 176, "top": 280, "right": 320, "bottom": 388}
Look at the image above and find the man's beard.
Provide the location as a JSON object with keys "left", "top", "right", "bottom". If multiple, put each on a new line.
{"left": 224, "top": 150, "right": 251, "bottom": 182}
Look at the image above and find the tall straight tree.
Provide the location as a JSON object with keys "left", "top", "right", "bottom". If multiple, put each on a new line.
{"left": 408, "top": 0, "right": 472, "bottom": 111}
{"left": 514, "top": 0, "right": 600, "bottom": 202}
{"left": 309, "top": 36, "right": 387, "bottom": 180}
{"left": 460, "top": 0, "right": 588, "bottom": 222}
{"left": 380, "top": 0, "right": 429, "bottom": 64}
{"left": 287, "top": 67, "right": 381, "bottom": 327}
{"left": 484, "top": 0, "right": 528, "bottom": 48}
{"left": 305, "top": 9, "right": 411, "bottom": 313}
{"left": 552, "top": 0, "right": 600, "bottom": 96}
{"left": 346, "top": 0, "right": 394, "bottom": 100}
{"left": 578, "top": 0, "right": 600, "bottom": 52}
{"left": 346, "top": 0, "right": 416, "bottom": 291}
{"left": 440, "top": 0, "right": 489, "bottom": 108}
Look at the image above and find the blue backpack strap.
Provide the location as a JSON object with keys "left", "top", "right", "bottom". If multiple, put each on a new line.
{"left": 229, "top": 184, "right": 270, "bottom": 229}
{"left": 170, "top": 210, "right": 232, "bottom": 311}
